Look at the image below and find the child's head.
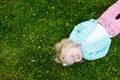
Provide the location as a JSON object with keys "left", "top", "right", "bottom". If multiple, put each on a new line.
{"left": 54, "top": 38, "right": 82, "bottom": 66}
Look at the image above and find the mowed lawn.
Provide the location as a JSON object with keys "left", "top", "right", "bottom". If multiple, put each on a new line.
{"left": 0, "top": 0, "right": 120, "bottom": 80}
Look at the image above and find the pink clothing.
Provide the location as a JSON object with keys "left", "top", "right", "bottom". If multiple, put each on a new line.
{"left": 97, "top": 0, "right": 120, "bottom": 37}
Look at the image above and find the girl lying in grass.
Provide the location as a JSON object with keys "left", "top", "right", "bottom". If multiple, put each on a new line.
{"left": 54, "top": 0, "right": 120, "bottom": 66}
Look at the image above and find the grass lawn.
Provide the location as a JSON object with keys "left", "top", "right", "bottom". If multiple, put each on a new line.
{"left": 1, "top": 0, "right": 120, "bottom": 80}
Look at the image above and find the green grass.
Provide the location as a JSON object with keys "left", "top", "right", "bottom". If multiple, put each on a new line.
{"left": 0, "top": 0, "right": 120, "bottom": 80}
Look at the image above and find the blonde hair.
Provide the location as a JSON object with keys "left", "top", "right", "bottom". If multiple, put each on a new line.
{"left": 54, "top": 38, "right": 81, "bottom": 64}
